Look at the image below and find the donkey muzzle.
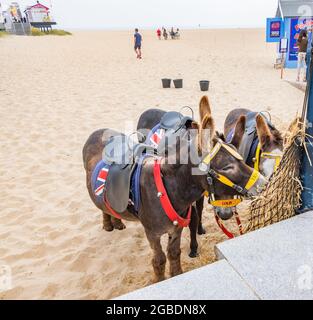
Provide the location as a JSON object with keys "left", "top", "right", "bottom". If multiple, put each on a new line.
{"left": 215, "top": 207, "right": 234, "bottom": 220}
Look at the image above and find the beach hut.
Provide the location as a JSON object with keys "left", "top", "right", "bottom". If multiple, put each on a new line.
{"left": 24, "top": 1, "right": 56, "bottom": 32}
{"left": 267, "top": 0, "right": 313, "bottom": 68}
{"left": 3, "top": 2, "right": 31, "bottom": 35}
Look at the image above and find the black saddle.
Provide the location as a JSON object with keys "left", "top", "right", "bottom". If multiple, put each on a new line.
{"left": 154, "top": 111, "right": 192, "bottom": 155}
{"left": 160, "top": 111, "right": 192, "bottom": 132}
{"left": 103, "top": 135, "right": 153, "bottom": 213}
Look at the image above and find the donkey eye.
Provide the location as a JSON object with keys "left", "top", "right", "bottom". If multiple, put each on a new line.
{"left": 221, "top": 165, "right": 234, "bottom": 171}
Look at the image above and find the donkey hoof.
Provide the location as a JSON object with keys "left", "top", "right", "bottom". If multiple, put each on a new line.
{"left": 152, "top": 276, "right": 165, "bottom": 283}
{"left": 103, "top": 224, "right": 114, "bottom": 232}
{"left": 189, "top": 251, "right": 199, "bottom": 258}
{"left": 197, "top": 225, "right": 206, "bottom": 235}
{"left": 113, "top": 221, "right": 126, "bottom": 230}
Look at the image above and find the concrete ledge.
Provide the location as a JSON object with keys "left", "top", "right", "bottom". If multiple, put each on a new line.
{"left": 115, "top": 260, "right": 258, "bottom": 300}
{"left": 216, "top": 211, "right": 313, "bottom": 300}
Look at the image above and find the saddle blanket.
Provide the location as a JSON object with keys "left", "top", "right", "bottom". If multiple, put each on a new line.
{"left": 91, "top": 157, "right": 145, "bottom": 213}
{"left": 147, "top": 124, "right": 165, "bottom": 148}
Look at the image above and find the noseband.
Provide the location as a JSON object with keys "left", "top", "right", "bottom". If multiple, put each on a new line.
{"left": 253, "top": 143, "right": 282, "bottom": 173}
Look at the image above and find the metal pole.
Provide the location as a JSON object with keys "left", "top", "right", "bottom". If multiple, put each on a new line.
{"left": 281, "top": 53, "right": 285, "bottom": 79}
{"left": 299, "top": 49, "right": 313, "bottom": 212}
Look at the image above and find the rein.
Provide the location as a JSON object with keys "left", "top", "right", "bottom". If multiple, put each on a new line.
{"left": 214, "top": 207, "right": 243, "bottom": 239}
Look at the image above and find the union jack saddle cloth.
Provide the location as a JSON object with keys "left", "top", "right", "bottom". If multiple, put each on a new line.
{"left": 91, "top": 157, "right": 146, "bottom": 214}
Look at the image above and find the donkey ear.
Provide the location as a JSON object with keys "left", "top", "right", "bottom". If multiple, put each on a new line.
{"left": 200, "top": 114, "right": 215, "bottom": 152}
{"left": 231, "top": 115, "right": 246, "bottom": 149}
{"left": 199, "top": 96, "right": 211, "bottom": 121}
{"left": 256, "top": 114, "right": 272, "bottom": 149}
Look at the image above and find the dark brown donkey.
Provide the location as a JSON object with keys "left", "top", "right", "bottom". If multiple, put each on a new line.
{"left": 191, "top": 108, "right": 283, "bottom": 233}
{"left": 83, "top": 100, "right": 266, "bottom": 282}
{"left": 224, "top": 109, "right": 284, "bottom": 179}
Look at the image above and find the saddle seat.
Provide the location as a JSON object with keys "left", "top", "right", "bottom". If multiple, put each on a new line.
{"left": 146, "top": 111, "right": 193, "bottom": 154}
{"left": 103, "top": 134, "right": 153, "bottom": 214}
{"left": 160, "top": 111, "right": 192, "bottom": 132}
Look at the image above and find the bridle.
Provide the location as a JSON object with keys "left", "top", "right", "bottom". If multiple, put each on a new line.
{"left": 253, "top": 143, "right": 282, "bottom": 173}
{"left": 199, "top": 139, "right": 262, "bottom": 238}
{"left": 199, "top": 139, "right": 262, "bottom": 199}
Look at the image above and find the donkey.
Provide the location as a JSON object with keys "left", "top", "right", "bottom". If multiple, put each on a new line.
{"left": 224, "top": 109, "right": 284, "bottom": 179}
{"left": 83, "top": 101, "right": 266, "bottom": 282}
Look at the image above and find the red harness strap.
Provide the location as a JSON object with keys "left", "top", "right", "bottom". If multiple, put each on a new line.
{"left": 153, "top": 159, "right": 192, "bottom": 228}
{"left": 214, "top": 210, "right": 243, "bottom": 239}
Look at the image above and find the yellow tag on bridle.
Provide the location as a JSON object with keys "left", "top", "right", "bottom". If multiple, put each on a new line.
{"left": 210, "top": 198, "right": 242, "bottom": 208}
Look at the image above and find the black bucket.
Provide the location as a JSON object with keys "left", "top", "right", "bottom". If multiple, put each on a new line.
{"left": 173, "top": 79, "right": 183, "bottom": 89}
{"left": 162, "top": 78, "right": 171, "bottom": 88}
{"left": 199, "top": 80, "right": 210, "bottom": 91}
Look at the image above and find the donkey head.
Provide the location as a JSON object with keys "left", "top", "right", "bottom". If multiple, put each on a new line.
{"left": 194, "top": 96, "right": 267, "bottom": 220}
{"left": 255, "top": 115, "right": 284, "bottom": 178}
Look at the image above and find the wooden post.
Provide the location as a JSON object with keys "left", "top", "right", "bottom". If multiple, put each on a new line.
{"left": 280, "top": 53, "right": 285, "bottom": 79}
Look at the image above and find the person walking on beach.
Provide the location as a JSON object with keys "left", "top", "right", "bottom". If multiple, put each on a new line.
{"left": 297, "top": 30, "right": 308, "bottom": 82}
{"left": 134, "top": 28, "right": 142, "bottom": 59}
{"left": 163, "top": 28, "right": 168, "bottom": 40}
{"left": 157, "top": 28, "right": 161, "bottom": 40}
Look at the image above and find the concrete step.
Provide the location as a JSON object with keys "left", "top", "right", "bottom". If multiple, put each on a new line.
{"left": 115, "top": 259, "right": 258, "bottom": 300}
{"left": 215, "top": 211, "right": 313, "bottom": 300}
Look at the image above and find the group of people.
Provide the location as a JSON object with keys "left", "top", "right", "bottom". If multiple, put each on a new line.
{"left": 157, "top": 27, "right": 180, "bottom": 40}
{"left": 133, "top": 26, "right": 181, "bottom": 60}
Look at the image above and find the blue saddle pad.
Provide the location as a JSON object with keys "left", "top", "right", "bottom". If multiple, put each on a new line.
{"left": 91, "top": 156, "right": 147, "bottom": 213}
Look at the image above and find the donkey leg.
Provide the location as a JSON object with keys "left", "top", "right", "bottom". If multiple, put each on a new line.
{"left": 112, "top": 217, "right": 126, "bottom": 230}
{"left": 167, "top": 228, "right": 183, "bottom": 277}
{"left": 189, "top": 206, "right": 199, "bottom": 258}
{"left": 145, "top": 231, "right": 166, "bottom": 283}
{"left": 102, "top": 212, "right": 114, "bottom": 232}
{"left": 196, "top": 197, "right": 206, "bottom": 235}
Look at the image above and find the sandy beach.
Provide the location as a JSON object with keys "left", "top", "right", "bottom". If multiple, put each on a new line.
{"left": 0, "top": 29, "right": 304, "bottom": 300}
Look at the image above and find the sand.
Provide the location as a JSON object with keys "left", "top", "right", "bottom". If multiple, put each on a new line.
{"left": 0, "top": 29, "right": 304, "bottom": 300}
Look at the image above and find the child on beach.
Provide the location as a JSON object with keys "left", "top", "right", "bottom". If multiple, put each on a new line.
{"left": 134, "top": 28, "right": 142, "bottom": 59}
{"left": 297, "top": 30, "right": 308, "bottom": 82}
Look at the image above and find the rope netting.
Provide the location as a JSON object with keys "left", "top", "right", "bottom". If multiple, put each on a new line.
{"left": 244, "top": 120, "right": 305, "bottom": 232}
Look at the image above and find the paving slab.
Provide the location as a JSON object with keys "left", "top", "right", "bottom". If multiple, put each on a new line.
{"left": 115, "top": 259, "right": 258, "bottom": 300}
{"left": 216, "top": 211, "right": 313, "bottom": 300}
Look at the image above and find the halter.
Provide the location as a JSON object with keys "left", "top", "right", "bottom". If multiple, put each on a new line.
{"left": 199, "top": 140, "right": 262, "bottom": 201}
{"left": 253, "top": 143, "right": 282, "bottom": 173}
{"left": 200, "top": 140, "right": 261, "bottom": 239}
